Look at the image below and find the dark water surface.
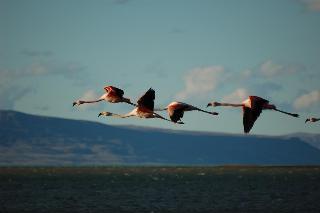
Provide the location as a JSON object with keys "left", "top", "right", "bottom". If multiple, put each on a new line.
{"left": 1, "top": 166, "right": 320, "bottom": 212}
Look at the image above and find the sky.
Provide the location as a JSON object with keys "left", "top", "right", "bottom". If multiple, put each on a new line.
{"left": 1, "top": 0, "right": 320, "bottom": 135}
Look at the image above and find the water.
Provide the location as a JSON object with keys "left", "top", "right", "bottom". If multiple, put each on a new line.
{"left": 1, "top": 166, "right": 320, "bottom": 212}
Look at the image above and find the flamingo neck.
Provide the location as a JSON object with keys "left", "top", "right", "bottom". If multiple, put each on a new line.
{"left": 108, "top": 112, "right": 131, "bottom": 118}
{"left": 216, "top": 102, "right": 243, "bottom": 107}
{"left": 263, "top": 103, "right": 276, "bottom": 110}
{"left": 83, "top": 99, "right": 103, "bottom": 104}
{"left": 113, "top": 113, "right": 127, "bottom": 118}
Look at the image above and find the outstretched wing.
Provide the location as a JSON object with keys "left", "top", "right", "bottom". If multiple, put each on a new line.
{"left": 250, "top": 96, "right": 269, "bottom": 110}
{"left": 243, "top": 96, "right": 269, "bottom": 133}
{"left": 243, "top": 106, "right": 261, "bottom": 133}
{"left": 168, "top": 107, "right": 184, "bottom": 123}
{"left": 137, "top": 88, "right": 155, "bottom": 111}
{"left": 104, "top": 86, "right": 124, "bottom": 97}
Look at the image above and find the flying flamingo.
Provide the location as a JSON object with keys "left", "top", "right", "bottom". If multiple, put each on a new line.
{"left": 160, "top": 102, "right": 219, "bottom": 123}
{"left": 305, "top": 117, "right": 320, "bottom": 123}
{"left": 207, "top": 96, "right": 299, "bottom": 133}
{"left": 98, "top": 88, "right": 184, "bottom": 124}
{"left": 73, "top": 86, "right": 136, "bottom": 107}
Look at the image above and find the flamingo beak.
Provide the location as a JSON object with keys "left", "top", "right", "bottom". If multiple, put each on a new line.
{"left": 98, "top": 113, "right": 102, "bottom": 117}
{"left": 207, "top": 103, "right": 212, "bottom": 108}
{"left": 72, "top": 102, "right": 76, "bottom": 107}
{"left": 305, "top": 119, "right": 309, "bottom": 123}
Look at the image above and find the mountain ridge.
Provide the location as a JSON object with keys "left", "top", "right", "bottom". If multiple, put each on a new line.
{"left": 1, "top": 110, "right": 320, "bottom": 166}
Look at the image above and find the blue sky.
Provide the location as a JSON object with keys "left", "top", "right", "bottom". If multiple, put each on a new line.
{"left": 1, "top": 0, "right": 320, "bottom": 135}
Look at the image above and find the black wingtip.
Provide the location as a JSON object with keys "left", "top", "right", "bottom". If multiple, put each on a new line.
{"left": 244, "top": 128, "right": 250, "bottom": 134}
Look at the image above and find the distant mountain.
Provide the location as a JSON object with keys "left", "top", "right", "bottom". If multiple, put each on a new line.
{"left": 1, "top": 110, "right": 320, "bottom": 166}
{"left": 284, "top": 133, "right": 320, "bottom": 150}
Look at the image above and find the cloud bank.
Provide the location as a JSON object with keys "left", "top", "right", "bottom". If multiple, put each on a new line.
{"left": 222, "top": 88, "right": 250, "bottom": 103}
{"left": 294, "top": 90, "right": 320, "bottom": 109}
{"left": 175, "top": 59, "right": 304, "bottom": 106}
{"left": 76, "top": 90, "right": 104, "bottom": 111}
{"left": 175, "top": 66, "right": 225, "bottom": 101}
{"left": 0, "top": 50, "right": 87, "bottom": 110}
{"left": 260, "top": 60, "right": 303, "bottom": 78}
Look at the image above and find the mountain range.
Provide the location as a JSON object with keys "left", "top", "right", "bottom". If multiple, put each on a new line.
{"left": 1, "top": 110, "right": 320, "bottom": 166}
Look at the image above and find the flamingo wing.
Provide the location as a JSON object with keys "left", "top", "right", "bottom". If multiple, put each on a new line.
{"left": 104, "top": 86, "right": 124, "bottom": 97}
{"left": 250, "top": 96, "right": 269, "bottom": 109}
{"left": 243, "top": 106, "right": 262, "bottom": 133}
{"left": 137, "top": 88, "right": 155, "bottom": 111}
{"left": 243, "top": 96, "right": 270, "bottom": 133}
{"left": 168, "top": 107, "right": 185, "bottom": 123}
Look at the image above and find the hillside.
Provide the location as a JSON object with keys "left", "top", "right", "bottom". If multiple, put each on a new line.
{"left": 1, "top": 110, "right": 320, "bottom": 166}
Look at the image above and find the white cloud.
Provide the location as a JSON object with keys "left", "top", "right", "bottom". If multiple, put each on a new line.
{"left": 24, "top": 61, "right": 86, "bottom": 79}
{"left": 301, "top": 0, "right": 320, "bottom": 11}
{"left": 241, "top": 69, "right": 252, "bottom": 79}
{"left": 80, "top": 90, "right": 99, "bottom": 100}
{"left": 0, "top": 52, "right": 88, "bottom": 110}
{"left": 222, "top": 88, "right": 250, "bottom": 103}
{"left": 28, "top": 62, "right": 48, "bottom": 75}
{"left": 0, "top": 85, "right": 33, "bottom": 109}
{"left": 175, "top": 66, "right": 225, "bottom": 100}
{"left": 293, "top": 90, "right": 320, "bottom": 109}
{"left": 77, "top": 90, "right": 101, "bottom": 110}
{"left": 0, "top": 68, "right": 34, "bottom": 109}
{"left": 260, "top": 60, "right": 301, "bottom": 77}
{"left": 260, "top": 60, "right": 283, "bottom": 77}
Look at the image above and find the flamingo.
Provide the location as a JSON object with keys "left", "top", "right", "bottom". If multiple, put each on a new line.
{"left": 73, "top": 86, "right": 136, "bottom": 107}
{"left": 207, "top": 96, "right": 299, "bottom": 133}
{"left": 98, "top": 88, "right": 184, "bottom": 124}
{"left": 160, "top": 102, "right": 219, "bottom": 123}
{"left": 305, "top": 117, "right": 320, "bottom": 123}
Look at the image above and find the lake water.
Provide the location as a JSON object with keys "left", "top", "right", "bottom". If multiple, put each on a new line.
{"left": 1, "top": 166, "right": 320, "bottom": 212}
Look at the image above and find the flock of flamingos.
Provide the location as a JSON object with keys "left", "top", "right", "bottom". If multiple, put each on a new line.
{"left": 73, "top": 85, "right": 319, "bottom": 134}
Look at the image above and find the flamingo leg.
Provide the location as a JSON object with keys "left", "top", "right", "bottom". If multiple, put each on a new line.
{"left": 274, "top": 109, "right": 299, "bottom": 117}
